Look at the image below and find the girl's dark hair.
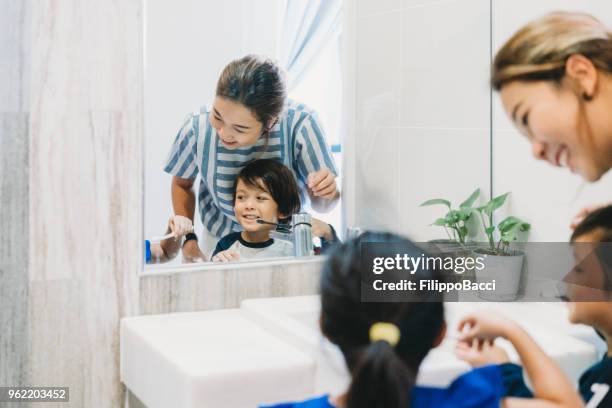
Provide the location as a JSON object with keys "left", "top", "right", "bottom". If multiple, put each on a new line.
{"left": 216, "top": 55, "right": 287, "bottom": 133}
{"left": 320, "top": 233, "right": 445, "bottom": 408}
{"left": 234, "top": 159, "right": 301, "bottom": 218}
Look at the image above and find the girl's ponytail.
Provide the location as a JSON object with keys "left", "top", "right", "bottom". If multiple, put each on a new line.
{"left": 346, "top": 340, "right": 415, "bottom": 408}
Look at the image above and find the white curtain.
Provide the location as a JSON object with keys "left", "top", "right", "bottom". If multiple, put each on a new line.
{"left": 279, "top": 0, "right": 342, "bottom": 91}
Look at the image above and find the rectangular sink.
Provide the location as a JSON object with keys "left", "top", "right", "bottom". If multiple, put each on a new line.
{"left": 242, "top": 297, "right": 601, "bottom": 391}
{"left": 121, "top": 309, "right": 315, "bottom": 408}
{"left": 121, "top": 298, "right": 601, "bottom": 407}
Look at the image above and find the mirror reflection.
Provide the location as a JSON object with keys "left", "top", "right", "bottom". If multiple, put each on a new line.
{"left": 144, "top": 0, "right": 343, "bottom": 267}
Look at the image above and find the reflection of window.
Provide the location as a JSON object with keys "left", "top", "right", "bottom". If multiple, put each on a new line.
{"left": 289, "top": 32, "right": 343, "bottom": 235}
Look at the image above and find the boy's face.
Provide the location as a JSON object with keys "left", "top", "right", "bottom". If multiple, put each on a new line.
{"left": 566, "top": 230, "right": 612, "bottom": 328}
{"left": 234, "top": 178, "right": 281, "bottom": 233}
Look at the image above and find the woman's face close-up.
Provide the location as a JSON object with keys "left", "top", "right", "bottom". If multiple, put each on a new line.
{"left": 210, "top": 97, "right": 265, "bottom": 149}
{"left": 501, "top": 80, "right": 610, "bottom": 182}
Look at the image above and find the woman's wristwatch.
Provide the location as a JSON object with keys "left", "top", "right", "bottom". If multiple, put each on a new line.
{"left": 183, "top": 232, "right": 198, "bottom": 247}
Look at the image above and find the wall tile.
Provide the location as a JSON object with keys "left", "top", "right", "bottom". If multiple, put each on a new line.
{"left": 399, "top": 0, "right": 490, "bottom": 129}
{"left": 397, "top": 128, "right": 490, "bottom": 241}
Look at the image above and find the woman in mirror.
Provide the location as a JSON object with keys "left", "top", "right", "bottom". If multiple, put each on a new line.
{"left": 493, "top": 11, "right": 612, "bottom": 225}
{"left": 164, "top": 54, "right": 339, "bottom": 262}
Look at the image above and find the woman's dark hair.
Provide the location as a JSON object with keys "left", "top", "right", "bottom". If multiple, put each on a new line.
{"left": 320, "top": 232, "right": 445, "bottom": 408}
{"left": 234, "top": 159, "right": 301, "bottom": 218}
{"left": 216, "top": 55, "right": 287, "bottom": 133}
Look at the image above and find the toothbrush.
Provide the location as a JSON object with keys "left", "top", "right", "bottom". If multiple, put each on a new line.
{"left": 149, "top": 232, "right": 175, "bottom": 243}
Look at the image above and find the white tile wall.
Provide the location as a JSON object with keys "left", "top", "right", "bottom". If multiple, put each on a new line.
{"left": 397, "top": 128, "right": 490, "bottom": 241}
{"left": 399, "top": 0, "right": 490, "bottom": 129}
{"left": 355, "top": 11, "right": 401, "bottom": 129}
{"left": 351, "top": 0, "right": 492, "bottom": 239}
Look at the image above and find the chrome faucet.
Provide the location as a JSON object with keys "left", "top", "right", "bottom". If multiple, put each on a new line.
{"left": 260, "top": 213, "right": 314, "bottom": 257}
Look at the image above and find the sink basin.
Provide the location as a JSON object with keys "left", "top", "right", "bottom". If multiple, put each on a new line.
{"left": 121, "top": 298, "right": 602, "bottom": 407}
{"left": 121, "top": 309, "right": 315, "bottom": 408}
{"left": 242, "top": 297, "right": 601, "bottom": 389}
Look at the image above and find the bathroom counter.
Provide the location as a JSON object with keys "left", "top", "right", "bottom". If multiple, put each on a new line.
{"left": 121, "top": 297, "right": 601, "bottom": 407}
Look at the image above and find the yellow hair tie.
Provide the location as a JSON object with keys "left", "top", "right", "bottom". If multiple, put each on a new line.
{"left": 369, "top": 322, "right": 401, "bottom": 347}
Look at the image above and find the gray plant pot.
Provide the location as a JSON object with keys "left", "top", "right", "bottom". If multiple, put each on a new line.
{"left": 473, "top": 249, "right": 525, "bottom": 301}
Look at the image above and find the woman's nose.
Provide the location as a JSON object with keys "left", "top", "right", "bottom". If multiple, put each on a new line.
{"left": 531, "top": 140, "right": 547, "bottom": 161}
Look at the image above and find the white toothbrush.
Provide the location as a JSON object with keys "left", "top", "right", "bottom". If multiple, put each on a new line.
{"left": 149, "top": 232, "right": 176, "bottom": 243}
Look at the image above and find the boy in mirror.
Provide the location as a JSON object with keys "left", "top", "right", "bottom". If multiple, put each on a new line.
{"left": 212, "top": 159, "right": 338, "bottom": 262}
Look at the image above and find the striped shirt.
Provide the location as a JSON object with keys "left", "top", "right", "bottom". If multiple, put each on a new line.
{"left": 164, "top": 100, "right": 338, "bottom": 238}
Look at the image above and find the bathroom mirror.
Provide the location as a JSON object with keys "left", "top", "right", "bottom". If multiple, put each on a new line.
{"left": 144, "top": 0, "right": 344, "bottom": 270}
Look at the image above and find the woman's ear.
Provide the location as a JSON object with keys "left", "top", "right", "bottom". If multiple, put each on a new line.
{"left": 432, "top": 321, "right": 447, "bottom": 348}
{"left": 565, "top": 53, "right": 599, "bottom": 99}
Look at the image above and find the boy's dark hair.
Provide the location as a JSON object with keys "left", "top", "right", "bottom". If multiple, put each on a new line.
{"left": 571, "top": 205, "right": 612, "bottom": 243}
{"left": 570, "top": 205, "right": 612, "bottom": 294}
{"left": 216, "top": 55, "right": 286, "bottom": 135}
{"left": 320, "top": 232, "right": 444, "bottom": 408}
{"left": 234, "top": 159, "right": 301, "bottom": 218}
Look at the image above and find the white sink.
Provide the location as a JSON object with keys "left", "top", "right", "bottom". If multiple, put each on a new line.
{"left": 121, "top": 298, "right": 602, "bottom": 407}
{"left": 242, "top": 297, "right": 601, "bottom": 389}
{"left": 121, "top": 309, "right": 315, "bottom": 408}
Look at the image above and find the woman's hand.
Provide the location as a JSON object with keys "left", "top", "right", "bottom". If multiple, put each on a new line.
{"left": 212, "top": 249, "right": 240, "bottom": 263}
{"left": 182, "top": 240, "right": 206, "bottom": 263}
{"left": 457, "top": 311, "right": 518, "bottom": 342}
{"left": 307, "top": 168, "right": 338, "bottom": 200}
{"left": 311, "top": 218, "right": 334, "bottom": 241}
{"left": 455, "top": 338, "right": 511, "bottom": 368}
{"left": 168, "top": 215, "right": 194, "bottom": 239}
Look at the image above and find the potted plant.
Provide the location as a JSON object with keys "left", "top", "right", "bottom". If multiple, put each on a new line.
{"left": 419, "top": 188, "right": 481, "bottom": 248}
{"left": 473, "top": 192, "right": 531, "bottom": 301}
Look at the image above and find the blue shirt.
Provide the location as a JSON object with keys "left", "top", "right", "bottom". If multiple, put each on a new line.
{"left": 260, "top": 365, "right": 505, "bottom": 408}
{"left": 164, "top": 100, "right": 338, "bottom": 238}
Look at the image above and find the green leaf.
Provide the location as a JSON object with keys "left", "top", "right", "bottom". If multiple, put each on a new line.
{"left": 420, "top": 199, "right": 451, "bottom": 208}
{"left": 498, "top": 216, "right": 521, "bottom": 233}
{"left": 459, "top": 188, "right": 480, "bottom": 209}
{"left": 490, "top": 192, "right": 510, "bottom": 211}
{"left": 432, "top": 218, "right": 447, "bottom": 226}
{"left": 457, "top": 208, "right": 473, "bottom": 221}
{"left": 446, "top": 210, "right": 461, "bottom": 224}
{"left": 485, "top": 226, "right": 495, "bottom": 235}
{"left": 482, "top": 192, "right": 510, "bottom": 216}
{"left": 500, "top": 230, "right": 518, "bottom": 244}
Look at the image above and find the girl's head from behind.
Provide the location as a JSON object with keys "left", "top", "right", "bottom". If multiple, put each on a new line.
{"left": 493, "top": 12, "right": 612, "bottom": 181}
{"left": 234, "top": 159, "right": 300, "bottom": 233}
{"left": 566, "top": 205, "right": 612, "bottom": 328}
{"left": 320, "top": 233, "right": 445, "bottom": 408}
{"left": 212, "top": 55, "right": 287, "bottom": 149}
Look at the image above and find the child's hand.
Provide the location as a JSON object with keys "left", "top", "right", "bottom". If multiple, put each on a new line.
{"left": 307, "top": 168, "right": 337, "bottom": 200}
{"left": 168, "top": 215, "right": 193, "bottom": 239}
{"left": 212, "top": 249, "right": 240, "bottom": 263}
{"left": 312, "top": 218, "right": 333, "bottom": 241}
{"left": 455, "top": 338, "right": 511, "bottom": 368}
{"left": 457, "top": 311, "right": 518, "bottom": 342}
